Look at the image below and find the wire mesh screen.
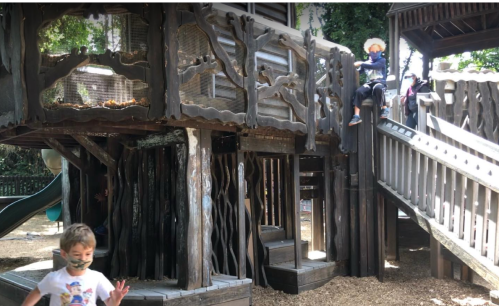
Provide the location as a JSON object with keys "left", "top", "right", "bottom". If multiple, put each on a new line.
{"left": 38, "top": 13, "right": 148, "bottom": 56}
{"left": 178, "top": 24, "right": 245, "bottom": 114}
{"left": 42, "top": 68, "right": 150, "bottom": 109}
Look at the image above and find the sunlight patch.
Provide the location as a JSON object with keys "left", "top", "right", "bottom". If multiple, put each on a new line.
{"left": 451, "top": 297, "right": 489, "bottom": 306}
{"left": 308, "top": 251, "right": 326, "bottom": 260}
{"left": 14, "top": 260, "right": 53, "bottom": 272}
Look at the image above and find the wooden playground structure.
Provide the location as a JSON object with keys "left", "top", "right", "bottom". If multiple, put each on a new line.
{"left": 2, "top": 2, "right": 499, "bottom": 305}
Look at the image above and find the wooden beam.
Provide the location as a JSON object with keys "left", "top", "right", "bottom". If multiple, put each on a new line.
{"left": 73, "top": 135, "right": 116, "bottom": 173}
{"left": 239, "top": 136, "right": 295, "bottom": 154}
{"left": 432, "top": 27, "right": 499, "bottom": 58}
{"left": 44, "top": 138, "right": 85, "bottom": 171}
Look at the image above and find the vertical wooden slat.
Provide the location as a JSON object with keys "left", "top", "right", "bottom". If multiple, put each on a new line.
{"left": 404, "top": 146, "right": 412, "bottom": 200}
{"left": 418, "top": 155, "right": 428, "bottom": 212}
{"left": 324, "top": 156, "right": 333, "bottom": 262}
{"left": 443, "top": 168, "right": 455, "bottom": 231}
{"left": 411, "top": 150, "right": 419, "bottom": 206}
{"left": 475, "top": 186, "right": 488, "bottom": 256}
{"left": 390, "top": 139, "right": 396, "bottom": 188}
{"left": 267, "top": 159, "right": 274, "bottom": 225}
{"left": 349, "top": 152, "right": 359, "bottom": 276}
{"left": 377, "top": 193, "right": 385, "bottom": 281}
{"left": 426, "top": 160, "right": 437, "bottom": 217}
{"left": 464, "top": 180, "right": 478, "bottom": 247}
{"left": 434, "top": 164, "right": 445, "bottom": 224}
{"left": 454, "top": 173, "right": 466, "bottom": 239}
{"left": 387, "top": 138, "right": 393, "bottom": 186}
{"left": 293, "top": 154, "right": 302, "bottom": 269}
{"left": 393, "top": 141, "right": 399, "bottom": 191}
{"left": 236, "top": 151, "right": 246, "bottom": 279}
{"left": 284, "top": 156, "right": 293, "bottom": 239}
{"left": 491, "top": 192, "right": 499, "bottom": 265}
{"left": 399, "top": 143, "right": 405, "bottom": 195}
{"left": 273, "top": 159, "right": 280, "bottom": 226}
{"left": 380, "top": 135, "right": 386, "bottom": 182}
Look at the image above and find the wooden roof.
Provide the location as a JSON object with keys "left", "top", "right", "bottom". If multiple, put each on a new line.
{"left": 387, "top": 3, "right": 499, "bottom": 58}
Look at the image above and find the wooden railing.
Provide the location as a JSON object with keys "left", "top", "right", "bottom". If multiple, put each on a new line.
{"left": 377, "top": 118, "right": 499, "bottom": 288}
{"left": 0, "top": 176, "right": 54, "bottom": 196}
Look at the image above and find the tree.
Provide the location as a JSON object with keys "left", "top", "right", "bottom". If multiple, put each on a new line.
{"left": 319, "top": 3, "right": 391, "bottom": 63}
{"left": 451, "top": 48, "right": 499, "bottom": 72}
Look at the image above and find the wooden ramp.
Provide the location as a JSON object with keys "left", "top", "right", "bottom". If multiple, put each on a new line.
{"left": 376, "top": 117, "right": 499, "bottom": 289}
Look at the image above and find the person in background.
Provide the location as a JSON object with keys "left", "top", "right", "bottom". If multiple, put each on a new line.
{"left": 400, "top": 72, "right": 431, "bottom": 129}
{"left": 349, "top": 38, "right": 390, "bottom": 126}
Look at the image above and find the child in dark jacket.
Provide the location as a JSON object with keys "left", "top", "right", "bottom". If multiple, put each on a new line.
{"left": 349, "top": 38, "right": 389, "bottom": 126}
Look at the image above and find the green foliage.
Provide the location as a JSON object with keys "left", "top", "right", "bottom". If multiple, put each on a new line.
{"left": 0, "top": 145, "right": 51, "bottom": 176}
{"left": 455, "top": 48, "right": 499, "bottom": 72}
{"left": 41, "top": 81, "right": 64, "bottom": 104}
{"left": 319, "top": 3, "right": 391, "bottom": 62}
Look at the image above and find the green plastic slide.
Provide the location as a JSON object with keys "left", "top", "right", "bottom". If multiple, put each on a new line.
{"left": 0, "top": 173, "right": 62, "bottom": 238}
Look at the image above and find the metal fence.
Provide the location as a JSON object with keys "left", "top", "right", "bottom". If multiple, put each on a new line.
{"left": 0, "top": 176, "right": 54, "bottom": 196}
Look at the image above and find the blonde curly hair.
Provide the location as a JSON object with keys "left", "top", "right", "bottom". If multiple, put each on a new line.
{"left": 363, "top": 38, "right": 386, "bottom": 53}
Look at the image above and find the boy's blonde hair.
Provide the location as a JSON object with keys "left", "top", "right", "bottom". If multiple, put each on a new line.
{"left": 60, "top": 223, "right": 96, "bottom": 252}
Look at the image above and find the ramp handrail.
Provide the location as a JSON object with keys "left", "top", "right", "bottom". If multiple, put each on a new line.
{"left": 377, "top": 119, "right": 499, "bottom": 288}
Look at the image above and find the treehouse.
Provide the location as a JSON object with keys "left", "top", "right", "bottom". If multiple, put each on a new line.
{"left": 0, "top": 3, "right": 371, "bottom": 305}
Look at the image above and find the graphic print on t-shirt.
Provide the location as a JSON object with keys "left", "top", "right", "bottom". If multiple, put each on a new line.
{"left": 60, "top": 281, "right": 94, "bottom": 306}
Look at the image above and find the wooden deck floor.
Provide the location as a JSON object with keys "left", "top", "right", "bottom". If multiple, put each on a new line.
{"left": 0, "top": 263, "right": 252, "bottom": 306}
{"left": 264, "top": 258, "right": 347, "bottom": 294}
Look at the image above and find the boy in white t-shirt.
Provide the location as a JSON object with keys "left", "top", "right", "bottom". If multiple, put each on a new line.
{"left": 21, "top": 223, "right": 129, "bottom": 306}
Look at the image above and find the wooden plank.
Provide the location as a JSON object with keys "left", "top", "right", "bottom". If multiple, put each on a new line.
{"left": 312, "top": 198, "right": 323, "bottom": 251}
{"left": 73, "top": 135, "right": 116, "bottom": 172}
{"left": 239, "top": 136, "right": 295, "bottom": 154}
{"left": 398, "top": 143, "right": 405, "bottom": 195}
{"left": 201, "top": 130, "right": 213, "bottom": 287}
{"left": 284, "top": 156, "right": 293, "bottom": 239}
{"left": 293, "top": 154, "right": 302, "bottom": 269}
{"left": 365, "top": 107, "right": 375, "bottom": 276}
{"left": 236, "top": 151, "right": 246, "bottom": 279}
{"left": 430, "top": 236, "right": 444, "bottom": 279}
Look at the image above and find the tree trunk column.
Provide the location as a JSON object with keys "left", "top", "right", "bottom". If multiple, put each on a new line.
{"left": 177, "top": 128, "right": 212, "bottom": 290}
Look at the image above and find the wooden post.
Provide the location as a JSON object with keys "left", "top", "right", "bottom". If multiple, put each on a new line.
{"left": 386, "top": 200, "right": 399, "bottom": 261}
{"left": 61, "top": 158, "right": 72, "bottom": 228}
{"left": 177, "top": 128, "right": 202, "bottom": 290}
{"left": 430, "top": 235, "right": 444, "bottom": 279}
{"left": 237, "top": 151, "right": 246, "bottom": 279}
{"left": 201, "top": 130, "right": 212, "bottom": 287}
{"left": 273, "top": 159, "right": 281, "bottom": 226}
{"left": 284, "top": 156, "right": 293, "bottom": 239}
{"left": 293, "top": 154, "right": 302, "bottom": 269}
{"left": 461, "top": 264, "right": 474, "bottom": 283}
{"left": 312, "top": 198, "right": 324, "bottom": 251}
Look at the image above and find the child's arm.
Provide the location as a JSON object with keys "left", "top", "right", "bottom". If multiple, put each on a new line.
{"left": 105, "top": 280, "right": 129, "bottom": 306}
{"left": 21, "top": 287, "right": 41, "bottom": 306}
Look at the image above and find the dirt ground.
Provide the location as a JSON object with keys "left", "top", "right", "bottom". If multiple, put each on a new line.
{"left": 0, "top": 214, "right": 495, "bottom": 306}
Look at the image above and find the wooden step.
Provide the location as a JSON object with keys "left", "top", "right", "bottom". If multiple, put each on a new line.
{"left": 261, "top": 225, "right": 286, "bottom": 243}
{"left": 264, "top": 239, "right": 308, "bottom": 265}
